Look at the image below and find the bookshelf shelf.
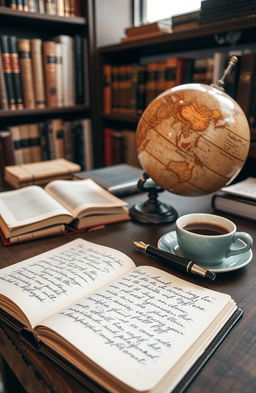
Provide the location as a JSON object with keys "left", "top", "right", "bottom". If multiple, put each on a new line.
{"left": 0, "top": 105, "right": 90, "bottom": 123}
{"left": 0, "top": 7, "right": 87, "bottom": 29}
{"left": 99, "top": 14, "right": 256, "bottom": 60}
{"left": 95, "top": 12, "right": 256, "bottom": 171}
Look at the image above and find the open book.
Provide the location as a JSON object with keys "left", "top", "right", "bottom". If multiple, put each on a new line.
{"left": 0, "top": 179, "right": 129, "bottom": 245}
{"left": 0, "top": 239, "right": 241, "bottom": 393}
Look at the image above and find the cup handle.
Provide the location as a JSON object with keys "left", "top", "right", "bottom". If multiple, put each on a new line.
{"left": 226, "top": 232, "right": 253, "bottom": 258}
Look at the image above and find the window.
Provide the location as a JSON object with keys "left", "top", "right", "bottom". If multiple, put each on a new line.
{"left": 133, "top": 0, "right": 201, "bottom": 25}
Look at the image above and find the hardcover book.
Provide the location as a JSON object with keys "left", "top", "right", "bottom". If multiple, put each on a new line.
{"left": 73, "top": 164, "right": 142, "bottom": 196}
{"left": 0, "top": 238, "right": 242, "bottom": 393}
{"left": 0, "top": 179, "right": 129, "bottom": 244}
{"left": 4, "top": 158, "right": 81, "bottom": 189}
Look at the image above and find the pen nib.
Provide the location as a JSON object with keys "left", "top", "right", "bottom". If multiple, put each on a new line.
{"left": 133, "top": 241, "right": 147, "bottom": 250}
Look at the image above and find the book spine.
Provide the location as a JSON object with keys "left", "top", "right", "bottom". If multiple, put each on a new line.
{"left": 23, "top": 0, "right": 29, "bottom": 12}
{"left": 104, "top": 127, "right": 113, "bottom": 166}
{"left": 0, "top": 130, "right": 15, "bottom": 165}
{"left": 19, "top": 124, "right": 32, "bottom": 163}
{"left": 16, "top": 0, "right": 23, "bottom": 11}
{"left": 71, "top": 121, "right": 84, "bottom": 168}
{"left": 30, "top": 39, "right": 46, "bottom": 108}
{"left": 9, "top": 126, "right": 23, "bottom": 165}
{"left": 74, "top": 35, "right": 84, "bottom": 105}
{"left": 42, "top": 41, "right": 58, "bottom": 108}
{"left": 28, "top": 123, "right": 42, "bottom": 162}
{"left": 146, "top": 62, "right": 158, "bottom": 105}
{"left": 9, "top": 0, "right": 17, "bottom": 9}
{"left": 28, "top": 0, "right": 35, "bottom": 12}
{"left": 103, "top": 64, "right": 112, "bottom": 114}
{"left": 38, "top": 0, "right": 45, "bottom": 13}
{"left": 17, "top": 38, "right": 36, "bottom": 109}
{"left": 0, "top": 47, "right": 8, "bottom": 110}
{"left": 50, "top": 119, "right": 65, "bottom": 158}
{"left": 81, "top": 119, "right": 93, "bottom": 170}
{"left": 8, "top": 36, "right": 24, "bottom": 110}
{"left": 236, "top": 53, "right": 256, "bottom": 117}
{"left": 0, "top": 35, "right": 16, "bottom": 110}
{"left": 137, "top": 65, "right": 147, "bottom": 114}
{"left": 55, "top": 42, "right": 63, "bottom": 107}
{"left": 47, "top": 0, "right": 57, "bottom": 15}
{"left": 64, "top": 0, "right": 71, "bottom": 16}
{"left": 39, "top": 121, "right": 50, "bottom": 160}
{"left": 56, "top": 0, "right": 65, "bottom": 16}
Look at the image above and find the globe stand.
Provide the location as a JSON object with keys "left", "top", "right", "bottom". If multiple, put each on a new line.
{"left": 129, "top": 172, "right": 178, "bottom": 224}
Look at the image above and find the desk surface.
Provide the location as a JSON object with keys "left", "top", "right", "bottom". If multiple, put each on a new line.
{"left": 0, "top": 191, "right": 255, "bottom": 393}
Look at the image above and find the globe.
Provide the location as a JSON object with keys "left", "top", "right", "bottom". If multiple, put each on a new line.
{"left": 136, "top": 83, "right": 250, "bottom": 197}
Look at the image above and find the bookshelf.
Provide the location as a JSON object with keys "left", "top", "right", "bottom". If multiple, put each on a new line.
{"left": 97, "top": 14, "right": 256, "bottom": 175}
{"left": 0, "top": 0, "right": 97, "bottom": 175}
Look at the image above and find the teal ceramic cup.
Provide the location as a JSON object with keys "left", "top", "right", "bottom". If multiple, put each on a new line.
{"left": 176, "top": 213, "right": 253, "bottom": 265}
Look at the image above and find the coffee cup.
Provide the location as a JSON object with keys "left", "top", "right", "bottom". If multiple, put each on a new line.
{"left": 175, "top": 213, "right": 253, "bottom": 265}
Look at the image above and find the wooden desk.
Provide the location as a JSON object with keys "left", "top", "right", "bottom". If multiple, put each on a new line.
{"left": 0, "top": 192, "right": 255, "bottom": 393}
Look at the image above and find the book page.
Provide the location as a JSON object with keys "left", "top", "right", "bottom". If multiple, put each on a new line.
{"left": 45, "top": 179, "right": 127, "bottom": 218}
{"left": 39, "top": 266, "right": 235, "bottom": 393}
{"left": 0, "top": 239, "right": 135, "bottom": 328}
{"left": 221, "top": 177, "right": 256, "bottom": 200}
{"left": 0, "top": 186, "right": 71, "bottom": 230}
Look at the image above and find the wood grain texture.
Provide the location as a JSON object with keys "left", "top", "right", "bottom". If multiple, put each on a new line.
{"left": 0, "top": 191, "right": 256, "bottom": 393}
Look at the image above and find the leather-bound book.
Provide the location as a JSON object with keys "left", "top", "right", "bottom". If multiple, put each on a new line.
{"left": 8, "top": 35, "right": 24, "bottom": 109}
{"left": 42, "top": 41, "right": 58, "bottom": 108}
{"left": 30, "top": 39, "right": 46, "bottom": 108}
{"left": 17, "top": 38, "right": 36, "bottom": 109}
{"left": 0, "top": 35, "right": 16, "bottom": 110}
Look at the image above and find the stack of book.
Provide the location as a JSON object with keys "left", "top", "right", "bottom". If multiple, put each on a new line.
{"left": 0, "top": 34, "right": 87, "bottom": 110}
{"left": 0, "top": 0, "right": 82, "bottom": 16}
{"left": 121, "top": 21, "right": 172, "bottom": 42}
{"left": 171, "top": 10, "right": 200, "bottom": 32}
{"left": 4, "top": 158, "right": 81, "bottom": 189}
{"left": 199, "top": 0, "right": 256, "bottom": 25}
{"left": 212, "top": 177, "right": 256, "bottom": 220}
{"left": 0, "top": 118, "right": 93, "bottom": 170}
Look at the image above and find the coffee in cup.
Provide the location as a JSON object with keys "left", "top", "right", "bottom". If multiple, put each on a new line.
{"left": 176, "top": 213, "right": 253, "bottom": 265}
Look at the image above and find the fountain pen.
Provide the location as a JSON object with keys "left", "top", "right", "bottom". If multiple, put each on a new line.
{"left": 133, "top": 241, "right": 216, "bottom": 281}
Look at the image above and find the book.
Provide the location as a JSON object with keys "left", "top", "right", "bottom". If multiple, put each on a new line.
{"left": 0, "top": 130, "right": 15, "bottom": 166}
{"left": 0, "top": 46, "right": 8, "bottom": 109}
{"left": 30, "top": 38, "right": 46, "bottom": 108}
{"left": 53, "top": 35, "right": 75, "bottom": 107}
{"left": 17, "top": 38, "right": 36, "bottom": 109}
{"left": 4, "top": 158, "right": 81, "bottom": 189}
{"left": 103, "top": 64, "right": 112, "bottom": 113}
{"left": 212, "top": 177, "right": 256, "bottom": 220}
{"left": 0, "top": 35, "right": 16, "bottom": 110}
{"left": 42, "top": 41, "right": 58, "bottom": 108}
{"left": 73, "top": 164, "right": 142, "bottom": 196}
{"left": 221, "top": 177, "right": 256, "bottom": 199}
{"left": 0, "top": 179, "right": 129, "bottom": 245}
{"left": 0, "top": 238, "right": 241, "bottom": 393}
{"left": 28, "top": 123, "right": 42, "bottom": 162}
{"left": 212, "top": 192, "right": 256, "bottom": 220}
{"left": 124, "top": 21, "right": 172, "bottom": 38}
{"left": 8, "top": 35, "right": 24, "bottom": 109}
{"left": 9, "top": 126, "right": 23, "bottom": 165}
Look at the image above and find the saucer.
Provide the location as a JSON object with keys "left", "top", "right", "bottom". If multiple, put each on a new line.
{"left": 157, "top": 231, "right": 253, "bottom": 273}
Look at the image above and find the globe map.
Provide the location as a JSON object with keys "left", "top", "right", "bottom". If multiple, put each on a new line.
{"left": 136, "top": 83, "right": 250, "bottom": 196}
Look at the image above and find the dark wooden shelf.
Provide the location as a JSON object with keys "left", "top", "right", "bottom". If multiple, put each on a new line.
{"left": 0, "top": 105, "right": 90, "bottom": 124}
{"left": 99, "top": 14, "right": 256, "bottom": 62}
{"left": 0, "top": 6, "right": 86, "bottom": 25}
